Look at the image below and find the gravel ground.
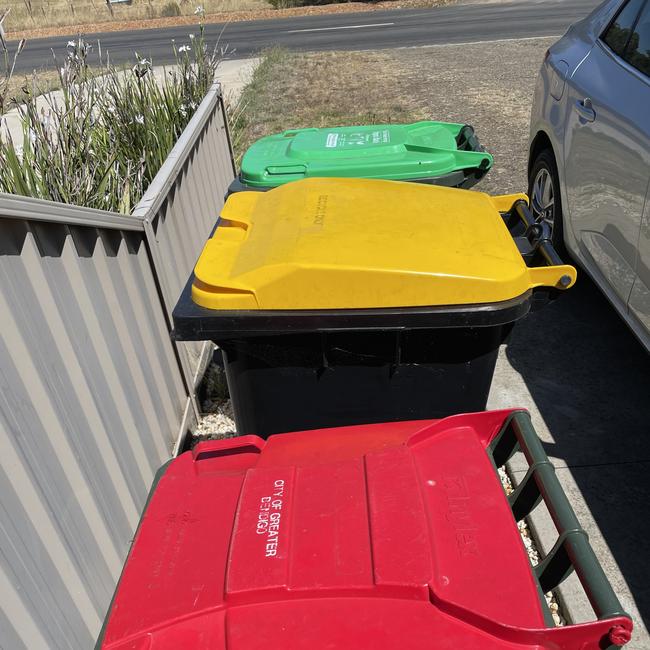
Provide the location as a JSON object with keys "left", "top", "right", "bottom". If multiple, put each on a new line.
{"left": 387, "top": 37, "right": 558, "bottom": 196}
{"left": 193, "top": 403, "right": 237, "bottom": 440}
{"left": 192, "top": 361, "right": 237, "bottom": 443}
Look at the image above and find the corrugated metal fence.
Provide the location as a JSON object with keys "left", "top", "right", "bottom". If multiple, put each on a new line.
{"left": 133, "top": 83, "right": 236, "bottom": 435}
{"left": 0, "top": 83, "right": 235, "bottom": 649}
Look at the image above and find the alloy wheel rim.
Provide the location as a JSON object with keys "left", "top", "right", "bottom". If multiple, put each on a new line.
{"left": 531, "top": 167, "right": 555, "bottom": 234}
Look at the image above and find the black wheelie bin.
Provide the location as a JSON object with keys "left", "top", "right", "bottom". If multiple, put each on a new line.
{"left": 174, "top": 178, "right": 575, "bottom": 438}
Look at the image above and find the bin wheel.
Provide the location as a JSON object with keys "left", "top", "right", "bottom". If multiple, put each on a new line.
{"left": 528, "top": 148, "right": 566, "bottom": 257}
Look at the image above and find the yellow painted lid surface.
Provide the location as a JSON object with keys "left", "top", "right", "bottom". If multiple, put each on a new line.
{"left": 192, "top": 178, "right": 575, "bottom": 310}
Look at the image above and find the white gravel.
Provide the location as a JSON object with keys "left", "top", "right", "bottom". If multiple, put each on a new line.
{"left": 193, "top": 399, "right": 237, "bottom": 441}
{"left": 499, "top": 466, "right": 566, "bottom": 626}
{"left": 191, "top": 362, "right": 237, "bottom": 444}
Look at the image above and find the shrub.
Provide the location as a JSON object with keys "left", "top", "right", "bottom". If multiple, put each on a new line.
{"left": 0, "top": 23, "right": 226, "bottom": 213}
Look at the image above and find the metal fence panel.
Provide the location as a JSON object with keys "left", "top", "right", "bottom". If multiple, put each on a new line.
{"left": 0, "top": 211, "right": 187, "bottom": 648}
{"left": 133, "top": 83, "right": 236, "bottom": 416}
{"left": 0, "top": 78, "right": 236, "bottom": 649}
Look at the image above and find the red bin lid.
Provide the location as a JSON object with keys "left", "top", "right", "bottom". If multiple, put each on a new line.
{"left": 99, "top": 411, "right": 559, "bottom": 650}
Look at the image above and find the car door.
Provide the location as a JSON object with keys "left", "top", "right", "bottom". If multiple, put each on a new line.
{"left": 562, "top": 0, "right": 650, "bottom": 305}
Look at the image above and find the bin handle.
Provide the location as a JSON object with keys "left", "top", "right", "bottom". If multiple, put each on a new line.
{"left": 486, "top": 410, "right": 632, "bottom": 646}
{"left": 456, "top": 124, "right": 485, "bottom": 154}
{"left": 504, "top": 199, "right": 577, "bottom": 291}
{"left": 192, "top": 435, "right": 265, "bottom": 462}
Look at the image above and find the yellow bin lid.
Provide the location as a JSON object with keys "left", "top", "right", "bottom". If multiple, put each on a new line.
{"left": 192, "top": 178, "right": 575, "bottom": 311}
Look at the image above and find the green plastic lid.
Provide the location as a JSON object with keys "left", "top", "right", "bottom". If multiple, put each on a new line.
{"left": 239, "top": 122, "right": 493, "bottom": 188}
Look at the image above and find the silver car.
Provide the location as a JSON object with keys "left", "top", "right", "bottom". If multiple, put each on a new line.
{"left": 528, "top": 0, "right": 650, "bottom": 350}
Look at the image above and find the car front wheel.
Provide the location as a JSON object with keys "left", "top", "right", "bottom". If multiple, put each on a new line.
{"left": 528, "top": 148, "right": 565, "bottom": 255}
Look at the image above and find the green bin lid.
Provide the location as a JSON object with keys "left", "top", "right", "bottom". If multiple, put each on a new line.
{"left": 239, "top": 122, "right": 493, "bottom": 188}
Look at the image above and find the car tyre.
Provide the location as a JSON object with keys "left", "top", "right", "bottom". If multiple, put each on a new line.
{"left": 528, "top": 148, "right": 566, "bottom": 256}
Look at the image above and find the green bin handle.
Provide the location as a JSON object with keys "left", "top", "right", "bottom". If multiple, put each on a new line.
{"left": 487, "top": 411, "right": 633, "bottom": 648}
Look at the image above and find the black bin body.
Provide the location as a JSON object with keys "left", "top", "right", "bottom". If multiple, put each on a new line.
{"left": 221, "top": 327, "right": 509, "bottom": 437}
{"left": 173, "top": 288, "right": 528, "bottom": 439}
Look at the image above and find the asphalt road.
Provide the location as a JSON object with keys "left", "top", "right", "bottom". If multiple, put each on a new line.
{"left": 13, "top": 0, "right": 601, "bottom": 72}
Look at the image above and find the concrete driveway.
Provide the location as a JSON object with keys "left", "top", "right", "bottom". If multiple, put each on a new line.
{"left": 488, "top": 274, "right": 650, "bottom": 649}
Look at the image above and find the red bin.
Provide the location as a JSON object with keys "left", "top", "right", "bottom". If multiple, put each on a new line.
{"left": 97, "top": 410, "right": 631, "bottom": 650}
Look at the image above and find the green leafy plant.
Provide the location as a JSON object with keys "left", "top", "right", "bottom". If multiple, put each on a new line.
{"left": 0, "top": 16, "right": 226, "bottom": 213}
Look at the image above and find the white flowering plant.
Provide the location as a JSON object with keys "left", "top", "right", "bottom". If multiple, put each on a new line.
{"left": 0, "top": 20, "right": 227, "bottom": 213}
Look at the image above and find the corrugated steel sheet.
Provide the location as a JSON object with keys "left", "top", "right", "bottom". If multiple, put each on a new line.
{"left": 0, "top": 84, "right": 236, "bottom": 648}
{"left": 134, "top": 83, "right": 235, "bottom": 431}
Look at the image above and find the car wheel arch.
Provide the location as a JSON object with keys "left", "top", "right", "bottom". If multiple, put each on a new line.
{"left": 528, "top": 131, "right": 556, "bottom": 177}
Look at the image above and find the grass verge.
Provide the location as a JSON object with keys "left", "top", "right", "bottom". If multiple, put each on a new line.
{"left": 230, "top": 39, "right": 553, "bottom": 195}
{"left": 230, "top": 47, "right": 424, "bottom": 163}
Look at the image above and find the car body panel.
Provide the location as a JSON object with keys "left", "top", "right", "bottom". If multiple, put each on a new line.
{"left": 628, "top": 193, "right": 650, "bottom": 336}
{"left": 563, "top": 39, "right": 650, "bottom": 303}
{"left": 529, "top": 0, "right": 650, "bottom": 350}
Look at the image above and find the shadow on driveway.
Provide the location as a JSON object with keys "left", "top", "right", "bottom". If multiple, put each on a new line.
{"left": 505, "top": 272, "right": 650, "bottom": 636}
